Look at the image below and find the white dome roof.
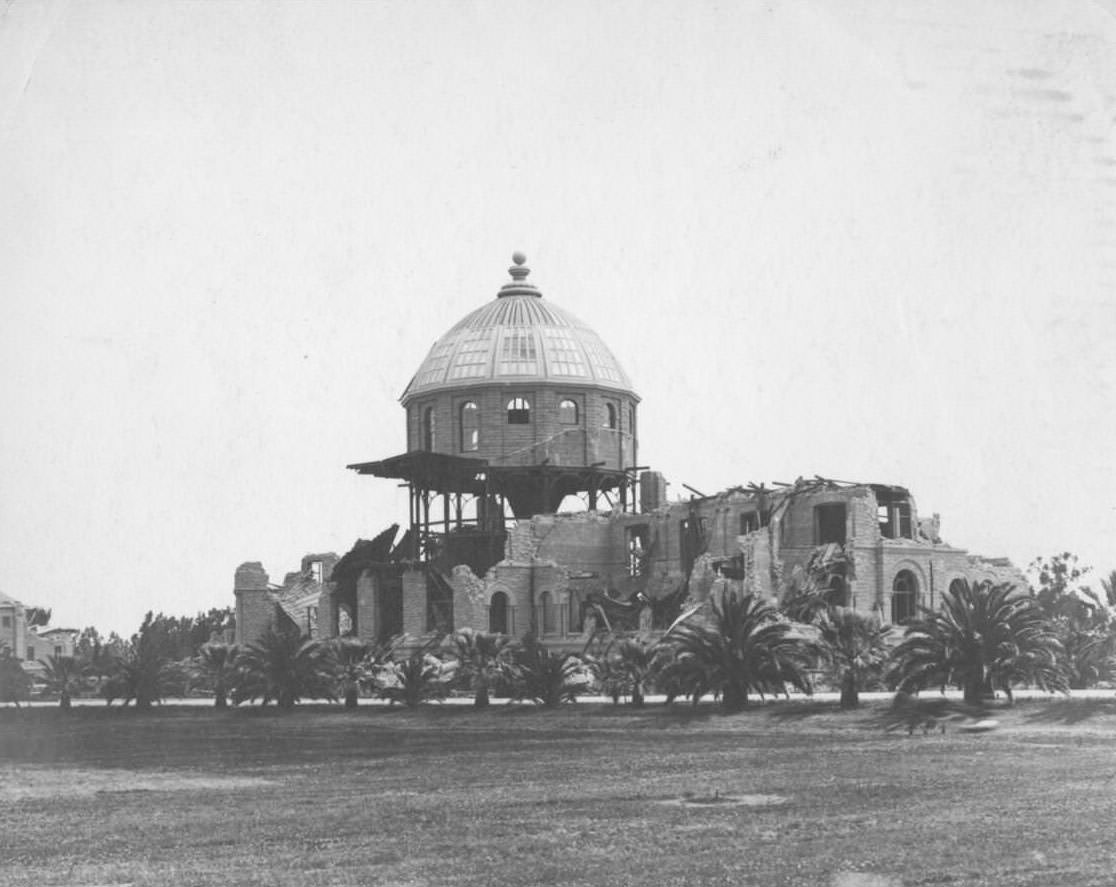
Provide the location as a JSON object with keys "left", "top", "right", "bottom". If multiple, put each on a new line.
{"left": 401, "top": 255, "right": 636, "bottom": 402}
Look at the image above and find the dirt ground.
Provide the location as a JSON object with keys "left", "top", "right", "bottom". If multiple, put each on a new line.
{"left": 1, "top": 696, "right": 1115, "bottom": 886}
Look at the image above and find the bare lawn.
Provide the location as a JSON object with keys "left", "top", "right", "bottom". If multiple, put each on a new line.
{"left": 2, "top": 698, "right": 1116, "bottom": 887}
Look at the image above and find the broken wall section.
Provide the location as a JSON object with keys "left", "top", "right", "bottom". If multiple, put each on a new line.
{"left": 233, "top": 552, "right": 338, "bottom": 645}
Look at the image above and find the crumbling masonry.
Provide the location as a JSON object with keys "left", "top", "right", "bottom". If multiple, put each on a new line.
{"left": 235, "top": 255, "right": 1024, "bottom": 650}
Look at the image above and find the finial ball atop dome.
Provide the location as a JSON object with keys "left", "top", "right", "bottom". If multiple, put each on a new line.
{"left": 512, "top": 251, "right": 527, "bottom": 265}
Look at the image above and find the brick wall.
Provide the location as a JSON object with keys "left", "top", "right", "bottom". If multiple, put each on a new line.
{"left": 402, "top": 569, "right": 427, "bottom": 637}
{"left": 233, "top": 562, "right": 273, "bottom": 645}
{"left": 402, "top": 384, "right": 636, "bottom": 472}
{"left": 356, "top": 571, "right": 378, "bottom": 642}
{"left": 318, "top": 584, "right": 338, "bottom": 640}
{"left": 450, "top": 565, "right": 488, "bottom": 631}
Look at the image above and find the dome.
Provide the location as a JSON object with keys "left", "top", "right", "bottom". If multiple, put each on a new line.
{"left": 401, "top": 255, "right": 636, "bottom": 403}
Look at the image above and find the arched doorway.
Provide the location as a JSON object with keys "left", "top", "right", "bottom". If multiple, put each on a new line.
{"left": 891, "top": 570, "right": 918, "bottom": 625}
{"left": 489, "top": 591, "right": 509, "bottom": 635}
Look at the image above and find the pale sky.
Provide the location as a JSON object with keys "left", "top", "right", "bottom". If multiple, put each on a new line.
{"left": 1, "top": 1, "right": 1114, "bottom": 635}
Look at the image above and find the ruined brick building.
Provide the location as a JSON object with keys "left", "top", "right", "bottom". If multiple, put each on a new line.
{"left": 235, "top": 254, "right": 1022, "bottom": 649}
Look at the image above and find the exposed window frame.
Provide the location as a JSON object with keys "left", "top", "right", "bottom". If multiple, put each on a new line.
{"left": 460, "top": 401, "right": 479, "bottom": 451}
{"left": 627, "top": 524, "right": 650, "bottom": 577}
{"left": 891, "top": 570, "right": 918, "bottom": 625}
{"left": 558, "top": 398, "right": 579, "bottom": 425}
{"left": 604, "top": 402, "right": 617, "bottom": 430}
{"left": 506, "top": 396, "right": 530, "bottom": 425}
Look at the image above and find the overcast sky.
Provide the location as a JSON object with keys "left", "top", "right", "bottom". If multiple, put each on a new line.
{"left": 1, "top": 1, "right": 1114, "bottom": 635}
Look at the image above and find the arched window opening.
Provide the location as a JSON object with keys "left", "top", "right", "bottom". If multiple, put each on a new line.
{"left": 558, "top": 398, "right": 579, "bottom": 425}
{"left": 948, "top": 578, "right": 968, "bottom": 598}
{"left": 891, "top": 570, "right": 918, "bottom": 625}
{"left": 507, "top": 397, "right": 530, "bottom": 425}
{"left": 568, "top": 593, "right": 584, "bottom": 634}
{"left": 604, "top": 402, "right": 617, "bottom": 430}
{"left": 460, "top": 401, "right": 479, "bottom": 452}
{"left": 422, "top": 406, "right": 435, "bottom": 451}
{"left": 489, "top": 591, "right": 509, "bottom": 635}
{"left": 629, "top": 405, "right": 636, "bottom": 438}
{"left": 539, "top": 591, "right": 557, "bottom": 635}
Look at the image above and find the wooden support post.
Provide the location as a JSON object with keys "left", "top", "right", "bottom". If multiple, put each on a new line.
{"left": 422, "top": 490, "right": 431, "bottom": 560}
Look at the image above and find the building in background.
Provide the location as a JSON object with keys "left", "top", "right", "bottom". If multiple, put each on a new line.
{"left": 0, "top": 589, "right": 77, "bottom": 666}
{"left": 235, "top": 254, "right": 1024, "bottom": 649}
{"left": 0, "top": 590, "right": 30, "bottom": 659}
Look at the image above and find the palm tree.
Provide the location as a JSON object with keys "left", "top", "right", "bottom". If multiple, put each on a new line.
{"left": 602, "top": 637, "right": 662, "bottom": 707}
{"left": 1100, "top": 570, "right": 1116, "bottom": 608}
{"left": 450, "top": 628, "right": 512, "bottom": 708}
{"left": 814, "top": 608, "right": 891, "bottom": 708}
{"left": 509, "top": 636, "right": 593, "bottom": 708}
{"left": 0, "top": 644, "right": 30, "bottom": 706}
{"left": 663, "top": 590, "right": 816, "bottom": 712}
{"left": 232, "top": 626, "right": 336, "bottom": 709}
{"left": 780, "top": 582, "right": 834, "bottom": 625}
{"left": 377, "top": 651, "right": 453, "bottom": 708}
{"left": 108, "top": 641, "right": 179, "bottom": 709}
{"left": 890, "top": 579, "right": 1067, "bottom": 704}
{"left": 40, "top": 655, "right": 82, "bottom": 709}
{"left": 1058, "top": 629, "right": 1114, "bottom": 690}
{"left": 192, "top": 643, "right": 238, "bottom": 709}
{"left": 331, "top": 638, "right": 370, "bottom": 709}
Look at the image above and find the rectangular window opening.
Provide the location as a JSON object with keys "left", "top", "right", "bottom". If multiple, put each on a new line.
{"left": 878, "top": 504, "right": 894, "bottom": 539}
{"left": 627, "top": 524, "right": 650, "bottom": 577}
{"left": 815, "top": 503, "right": 847, "bottom": 545}
{"left": 877, "top": 499, "right": 912, "bottom": 540}
{"left": 680, "top": 517, "right": 706, "bottom": 576}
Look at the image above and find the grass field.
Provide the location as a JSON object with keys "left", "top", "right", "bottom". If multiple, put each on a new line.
{"left": 2, "top": 698, "right": 1116, "bottom": 887}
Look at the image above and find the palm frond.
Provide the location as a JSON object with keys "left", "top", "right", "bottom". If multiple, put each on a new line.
{"left": 232, "top": 627, "right": 336, "bottom": 708}
{"left": 890, "top": 580, "right": 1068, "bottom": 704}
{"left": 662, "top": 590, "right": 816, "bottom": 711}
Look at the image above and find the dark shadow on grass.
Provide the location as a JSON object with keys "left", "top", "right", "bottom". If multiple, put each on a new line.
{"left": 764, "top": 700, "right": 846, "bottom": 720}
{"left": 1021, "top": 697, "right": 1116, "bottom": 725}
